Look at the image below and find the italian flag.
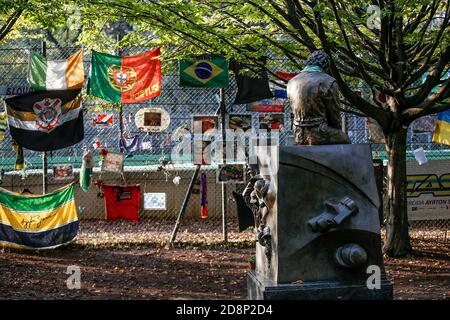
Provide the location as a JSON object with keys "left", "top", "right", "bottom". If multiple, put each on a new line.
{"left": 28, "top": 49, "right": 85, "bottom": 90}
{"left": 88, "top": 48, "right": 162, "bottom": 104}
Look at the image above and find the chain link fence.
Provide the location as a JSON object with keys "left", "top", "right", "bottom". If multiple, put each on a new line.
{"left": 0, "top": 42, "right": 448, "bottom": 247}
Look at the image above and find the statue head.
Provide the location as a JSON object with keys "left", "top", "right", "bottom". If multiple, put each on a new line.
{"left": 305, "top": 49, "right": 330, "bottom": 72}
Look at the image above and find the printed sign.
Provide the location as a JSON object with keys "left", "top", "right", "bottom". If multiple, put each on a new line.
{"left": 101, "top": 152, "right": 125, "bottom": 173}
{"left": 217, "top": 163, "right": 246, "bottom": 184}
{"left": 144, "top": 193, "right": 166, "bottom": 210}
{"left": 0, "top": 86, "right": 33, "bottom": 95}
{"left": 407, "top": 159, "right": 450, "bottom": 221}
{"left": 53, "top": 165, "right": 74, "bottom": 180}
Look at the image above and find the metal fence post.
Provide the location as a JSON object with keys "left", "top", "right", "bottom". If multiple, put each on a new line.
{"left": 220, "top": 87, "right": 228, "bottom": 242}
{"left": 41, "top": 40, "right": 48, "bottom": 195}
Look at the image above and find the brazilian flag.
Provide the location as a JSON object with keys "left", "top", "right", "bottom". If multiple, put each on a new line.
{"left": 179, "top": 56, "right": 229, "bottom": 88}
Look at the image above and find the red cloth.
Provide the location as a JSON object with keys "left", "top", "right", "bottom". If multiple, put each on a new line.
{"left": 103, "top": 184, "right": 140, "bottom": 222}
{"left": 275, "top": 71, "right": 297, "bottom": 80}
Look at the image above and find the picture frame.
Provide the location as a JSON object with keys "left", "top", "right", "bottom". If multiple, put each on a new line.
{"left": 53, "top": 164, "right": 74, "bottom": 180}
{"left": 228, "top": 114, "right": 252, "bottom": 132}
{"left": 193, "top": 115, "right": 219, "bottom": 165}
{"left": 135, "top": 107, "right": 170, "bottom": 132}
{"left": 259, "top": 113, "right": 284, "bottom": 130}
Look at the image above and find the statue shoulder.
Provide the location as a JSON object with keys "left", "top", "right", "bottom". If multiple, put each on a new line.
{"left": 319, "top": 73, "right": 337, "bottom": 91}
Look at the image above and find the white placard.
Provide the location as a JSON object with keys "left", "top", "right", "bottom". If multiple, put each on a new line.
{"left": 407, "top": 159, "right": 450, "bottom": 221}
{"left": 144, "top": 193, "right": 166, "bottom": 210}
{"left": 101, "top": 152, "right": 125, "bottom": 173}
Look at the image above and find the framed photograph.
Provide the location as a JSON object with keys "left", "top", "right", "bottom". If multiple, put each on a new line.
{"left": 144, "top": 193, "right": 166, "bottom": 210}
{"left": 53, "top": 165, "right": 74, "bottom": 180}
{"left": 135, "top": 107, "right": 170, "bottom": 132}
{"left": 144, "top": 111, "right": 162, "bottom": 127}
{"left": 217, "top": 163, "right": 246, "bottom": 184}
{"left": 193, "top": 115, "right": 219, "bottom": 165}
{"left": 228, "top": 114, "right": 252, "bottom": 132}
{"left": 101, "top": 152, "right": 125, "bottom": 173}
{"left": 259, "top": 113, "right": 284, "bottom": 130}
{"left": 193, "top": 115, "right": 218, "bottom": 134}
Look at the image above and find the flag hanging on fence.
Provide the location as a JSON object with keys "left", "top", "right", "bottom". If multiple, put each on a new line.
{"left": 432, "top": 110, "right": 450, "bottom": 145}
{"left": 201, "top": 172, "right": 208, "bottom": 219}
{"left": 179, "top": 56, "right": 229, "bottom": 88}
{"left": 0, "top": 183, "right": 78, "bottom": 249}
{"left": 5, "top": 89, "right": 84, "bottom": 151}
{"left": 229, "top": 58, "right": 273, "bottom": 104}
{"left": 0, "top": 112, "right": 6, "bottom": 140}
{"left": 88, "top": 48, "right": 161, "bottom": 103}
{"left": 12, "top": 140, "right": 24, "bottom": 170}
{"left": 28, "top": 49, "right": 85, "bottom": 90}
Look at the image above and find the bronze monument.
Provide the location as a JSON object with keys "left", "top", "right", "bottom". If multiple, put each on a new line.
{"left": 245, "top": 50, "right": 392, "bottom": 300}
{"left": 287, "top": 50, "right": 350, "bottom": 145}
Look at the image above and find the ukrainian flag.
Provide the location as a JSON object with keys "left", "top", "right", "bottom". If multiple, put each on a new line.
{"left": 427, "top": 71, "right": 450, "bottom": 145}
{"left": 0, "top": 183, "right": 78, "bottom": 249}
{"left": 433, "top": 111, "right": 450, "bottom": 145}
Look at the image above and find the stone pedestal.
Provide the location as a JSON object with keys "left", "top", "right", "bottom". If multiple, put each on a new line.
{"left": 247, "top": 271, "right": 393, "bottom": 300}
{"left": 247, "top": 144, "right": 393, "bottom": 300}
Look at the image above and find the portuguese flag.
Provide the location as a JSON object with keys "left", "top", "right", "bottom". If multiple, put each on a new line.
{"left": 179, "top": 56, "right": 229, "bottom": 88}
{"left": 88, "top": 48, "right": 161, "bottom": 103}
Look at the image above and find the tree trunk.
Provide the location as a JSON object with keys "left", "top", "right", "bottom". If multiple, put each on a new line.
{"left": 383, "top": 127, "right": 412, "bottom": 257}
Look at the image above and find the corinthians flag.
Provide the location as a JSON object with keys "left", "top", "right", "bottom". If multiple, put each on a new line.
{"left": 5, "top": 89, "right": 83, "bottom": 151}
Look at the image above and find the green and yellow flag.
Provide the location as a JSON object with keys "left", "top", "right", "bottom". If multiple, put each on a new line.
{"left": 0, "top": 184, "right": 78, "bottom": 249}
{"left": 179, "top": 56, "right": 229, "bottom": 88}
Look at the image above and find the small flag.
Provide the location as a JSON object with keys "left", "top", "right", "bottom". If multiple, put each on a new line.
{"left": 229, "top": 59, "right": 273, "bottom": 104}
{"left": 28, "top": 49, "right": 84, "bottom": 90}
{"left": 0, "top": 112, "right": 6, "bottom": 140}
{"left": 88, "top": 48, "right": 161, "bottom": 103}
{"left": 201, "top": 172, "right": 208, "bottom": 219}
{"left": 119, "top": 135, "right": 141, "bottom": 154}
{"left": 180, "top": 56, "right": 229, "bottom": 88}
{"left": 433, "top": 110, "right": 450, "bottom": 145}
{"left": 92, "top": 113, "right": 113, "bottom": 126}
{"left": 5, "top": 89, "right": 83, "bottom": 152}
{"left": 274, "top": 89, "right": 287, "bottom": 99}
{"left": 93, "top": 139, "right": 102, "bottom": 149}
{"left": 275, "top": 71, "right": 297, "bottom": 80}
{"left": 0, "top": 183, "right": 78, "bottom": 249}
{"left": 247, "top": 98, "right": 284, "bottom": 112}
{"left": 273, "top": 71, "right": 297, "bottom": 99}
